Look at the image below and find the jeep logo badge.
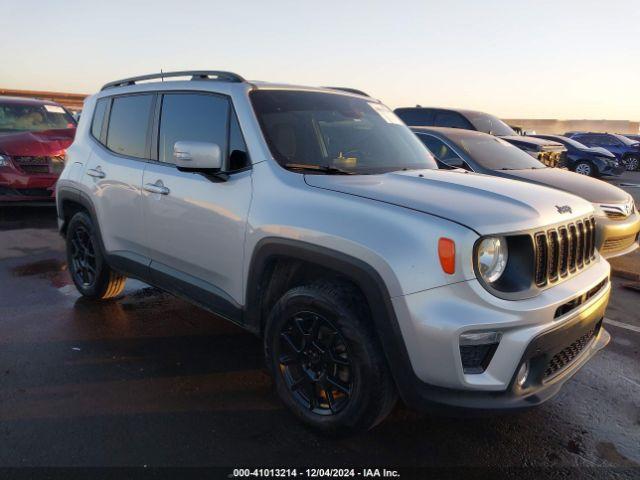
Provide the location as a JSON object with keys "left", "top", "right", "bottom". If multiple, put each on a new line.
{"left": 555, "top": 205, "right": 572, "bottom": 214}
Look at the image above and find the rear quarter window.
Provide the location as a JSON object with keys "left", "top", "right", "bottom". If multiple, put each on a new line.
{"left": 91, "top": 98, "right": 109, "bottom": 141}
{"left": 106, "top": 94, "right": 154, "bottom": 159}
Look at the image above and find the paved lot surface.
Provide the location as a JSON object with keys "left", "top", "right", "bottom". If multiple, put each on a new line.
{"left": 0, "top": 206, "right": 638, "bottom": 476}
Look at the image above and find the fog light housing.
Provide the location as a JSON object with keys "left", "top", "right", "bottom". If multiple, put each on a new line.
{"left": 516, "top": 361, "right": 529, "bottom": 387}
{"left": 459, "top": 332, "right": 501, "bottom": 374}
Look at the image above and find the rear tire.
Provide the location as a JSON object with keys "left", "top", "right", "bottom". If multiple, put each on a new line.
{"left": 574, "top": 161, "right": 594, "bottom": 176}
{"left": 264, "top": 280, "right": 397, "bottom": 435}
{"left": 66, "top": 211, "right": 126, "bottom": 300}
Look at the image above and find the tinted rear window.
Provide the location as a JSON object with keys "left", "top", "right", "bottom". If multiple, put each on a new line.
{"left": 433, "top": 111, "right": 473, "bottom": 129}
{"left": 394, "top": 108, "right": 434, "bottom": 127}
{"left": 106, "top": 94, "right": 153, "bottom": 158}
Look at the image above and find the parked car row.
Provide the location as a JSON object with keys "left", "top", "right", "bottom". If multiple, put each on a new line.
{"left": 412, "top": 127, "right": 639, "bottom": 259}
{"left": 49, "top": 70, "right": 635, "bottom": 434}
{"left": 394, "top": 107, "right": 568, "bottom": 167}
{"left": 530, "top": 134, "right": 623, "bottom": 177}
{"left": 563, "top": 132, "right": 640, "bottom": 172}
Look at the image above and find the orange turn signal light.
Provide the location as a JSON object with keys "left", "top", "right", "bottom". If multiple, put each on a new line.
{"left": 438, "top": 237, "right": 456, "bottom": 274}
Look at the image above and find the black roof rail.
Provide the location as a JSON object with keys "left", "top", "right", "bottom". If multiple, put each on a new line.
{"left": 101, "top": 70, "right": 246, "bottom": 91}
{"left": 324, "top": 87, "right": 370, "bottom": 97}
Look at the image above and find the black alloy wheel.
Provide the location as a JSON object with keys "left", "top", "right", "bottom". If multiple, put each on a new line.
{"left": 69, "top": 224, "right": 97, "bottom": 288}
{"left": 623, "top": 155, "right": 639, "bottom": 171}
{"left": 65, "top": 211, "right": 127, "bottom": 300}
{"left": 277, "top": 311, "right": 353, "bottom": 415}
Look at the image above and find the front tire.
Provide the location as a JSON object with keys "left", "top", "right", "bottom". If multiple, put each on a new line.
{"left": 574, "top": 161, "right": 594, "bottom": 176}
{"left": 623, "top": 155, "right": 639, "bottom": 171}
{"left": 264, "top": 281, "right": 397, "bottom": 435}
{"left": 66, "top": 211, "right": 126, "bottom": 300}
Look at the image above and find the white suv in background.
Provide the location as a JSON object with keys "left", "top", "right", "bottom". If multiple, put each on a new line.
{"left": 56, "top": 71, "right": 611, "bottom": 434}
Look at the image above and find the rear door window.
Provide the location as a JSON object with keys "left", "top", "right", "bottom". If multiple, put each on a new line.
{"left": 106, "top": 94, "right": 154, "bottom": 159}
{"left": 158, "top": 93, "right": 229, "bottom": 164}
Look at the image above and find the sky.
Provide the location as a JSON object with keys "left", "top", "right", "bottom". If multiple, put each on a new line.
{"left": 1, "top": 0, "right": 639, "bottom": 120}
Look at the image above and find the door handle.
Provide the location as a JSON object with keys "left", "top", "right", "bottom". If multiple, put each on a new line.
{"left": 86, "top": 167, "right": 105, "bottom": 179}
{"left": 143, "top": 180, "right": 170, "bottom": 195}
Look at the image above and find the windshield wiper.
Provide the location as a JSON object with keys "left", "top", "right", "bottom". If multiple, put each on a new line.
{"left": 284, "top": 163, "right": 354, "bottom": 175}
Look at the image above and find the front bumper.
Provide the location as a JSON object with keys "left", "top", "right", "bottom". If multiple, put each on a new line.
{"left": 390, "top": 257, "right": 611, "bottom": 411}
{"left": 595, "top": 211, "right": 640, "bottom": 259}
{"left": 594, "top": 160, "right": 626, "bottom": 177}
{"left": 0, "top": 169, "right": 57, "bottom": 202}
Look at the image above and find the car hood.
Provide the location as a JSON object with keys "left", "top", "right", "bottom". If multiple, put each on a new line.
{"left": 500, "top": 135, "right": 564, "bottom": 150}
{"left": 304, "top": 169, "right": 593, "bottom": 235}
{"left": 499, "top": 168, "right": 629, "bottom": 204}
{"left": 586, "top": 146, "right": 616, "bottom": 157}
{"left": 0, "top": 129, "right": 75, "bottom": 156}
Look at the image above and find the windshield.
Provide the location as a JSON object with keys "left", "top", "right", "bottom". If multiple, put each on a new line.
{"left": 540, "top": 135, "right": 588, "bottom": 149}
{"left": 613, "top": 133, "right": 640, "bottom": 146}
{"left": 250, "top": 90, "right": 437, "bottom": 174}
{"left": 0, "top": 101, "right": 76, "bottom": 133}
{"left": 467, "top": 112, "right": 516, "bottom": 136}
{"left": 455, "top": 134, "right": 546, "bottom": 170}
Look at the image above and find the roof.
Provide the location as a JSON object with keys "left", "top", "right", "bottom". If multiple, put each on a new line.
{"left": 410, "top": 125, "right": 491, "bottom": 140}
{"left": 396, "top": 106, "right": 487, "bottom": 117}
{"left": 97, "top": 71, "right": 373, "bottom": 100}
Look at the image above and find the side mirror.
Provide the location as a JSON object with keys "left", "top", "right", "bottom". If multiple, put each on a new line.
{"left": 173, "top": 141, "right": 222, "bottom": 171}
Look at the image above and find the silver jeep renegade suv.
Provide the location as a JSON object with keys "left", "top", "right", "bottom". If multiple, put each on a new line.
{"left": 56, "top": 71, "right": 611, "bottom": 434}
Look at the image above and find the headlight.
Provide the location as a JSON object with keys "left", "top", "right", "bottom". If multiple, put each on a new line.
{"left": 0, "top": 154, "right": 11, "bottom": 167}
{"left": 476, "top": 236, "right": 508, "bottom": 283}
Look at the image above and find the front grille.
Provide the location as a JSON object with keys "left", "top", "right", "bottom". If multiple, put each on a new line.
{"left": 19, "top": 165, "right": 50, "bottom": 174}
{"left": 534, "top": 217, "right": 596, "bottom": 287}
{"left": 543, "top": 322, "right": 600, "bottom": 380}
{"left": 12, "top": 155, "right": 64, "bottom": 175}
{"left": 554, "top": 278, "right": 607, "bottom": 318}
{"left": 0, "top": 186, "right": 52, "bottom": 197}
{"left": 602, "top": 234, "right": 637, "bottom": 253}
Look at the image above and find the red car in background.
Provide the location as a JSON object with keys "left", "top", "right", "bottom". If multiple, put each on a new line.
{"left": 0, "top": 96, "right": 76, "bottom": 204}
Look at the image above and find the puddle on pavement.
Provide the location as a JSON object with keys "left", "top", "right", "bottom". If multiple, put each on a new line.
{"left": 596, "top": 442, "right": 639, "bottom": 466}
{"left": 11, "top": 258, "right": 72, "bottom": 288}
{"left": 120, "top": 286, "right": 174, "bottom": 311}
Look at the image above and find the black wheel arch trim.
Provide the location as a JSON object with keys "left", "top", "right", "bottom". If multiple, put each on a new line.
{"left": 244, "top": 237, "right": 430, "bottom": 405}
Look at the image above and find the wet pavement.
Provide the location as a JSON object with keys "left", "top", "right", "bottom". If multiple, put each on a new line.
{"left": 0, "top": 207, "right": 639, "bottom": 476}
